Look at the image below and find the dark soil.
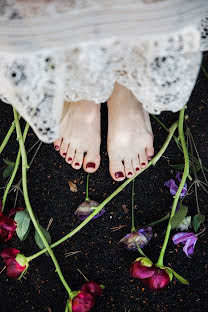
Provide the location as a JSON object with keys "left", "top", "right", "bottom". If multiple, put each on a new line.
{"left": 0, "top": 54, "right": 208, "bottom": 312}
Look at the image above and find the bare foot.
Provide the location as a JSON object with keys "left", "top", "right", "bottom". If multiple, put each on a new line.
{"left": 107, "top": 83, "right": 154, "bottom": 181}
{"left": 54, "top": 100, "right": 101, "bottom": 173}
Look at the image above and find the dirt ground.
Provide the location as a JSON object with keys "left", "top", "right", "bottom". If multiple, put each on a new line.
{"left": 0, "top": 54, "right": 208, "bottom": 312}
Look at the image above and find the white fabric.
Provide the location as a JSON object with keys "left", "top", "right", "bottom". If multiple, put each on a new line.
{"left": 0, "top": 0, "right": 207, "bottom": 143}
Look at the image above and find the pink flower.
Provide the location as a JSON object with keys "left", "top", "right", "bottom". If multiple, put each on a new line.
{"left": 72, "top": 281, "right": 103, "bottom": 312}
{"left": 142, "top": 267, "right": 170, "bottom": 291}
{"left": 0, "top": 248, "right": 28, "bottom": 278}
{"left": 0, "top": 204, "right": 24, "bottom": 242}
{"left": 172, "top": 232, "right": 197, "bottom": 257}
{"left": 130, "top": 260, "right": 155, "bottom": 279}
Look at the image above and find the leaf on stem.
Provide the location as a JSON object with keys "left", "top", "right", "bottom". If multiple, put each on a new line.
{"left": 192, "top": 213, "right": 205, "bottom": 232}
{"left": 169, "top": 163, "right": 185, "bottom": 171}
{"left": 35, "top": 225, "right": 51, "bottom": 252}
{"left": 14, "top": 210, "right": 31, "bottom": 241}
{"left": 168, "top": 268, "right": 189, "bottom": 285}
{"left": 3, "top": 159, "right": 15, "bottom": 179}
{"left": 171, "top": 205, "right": 188, "bottom": 230}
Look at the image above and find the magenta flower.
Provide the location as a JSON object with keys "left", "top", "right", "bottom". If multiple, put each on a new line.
{"left": 130, "top": 260, "right": 155, "bottom": 279}
{"left": 81, "top": 281, "right": 103, "bottom": 296}
{"left": 74, "top": 200, "right": 105, "bottom": 221}
{"left": 0, "top": 248, "right": 28, "bottom": 278}
{"left": 172, "top": 232, "right": 197, "bottom": 257}
{"left": 120, "top": 227, "right": 153, "bottom": 250}
{"left": 165, "top": 172, "right": 187, "bottom": 198}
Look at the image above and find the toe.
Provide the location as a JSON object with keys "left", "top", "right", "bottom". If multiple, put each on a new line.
{"left": 146, "top": 146, "right": 154, "bottom": 161}
{"left": 124, "top": 157, "right": 135, "bottom": 178}
{"left": 109, "top": 158, "right": 125, "bottom": 181}
{"left": 83, "top": 152, "right": 100, "bottom": 173}
{"left": 54, "top": 138, "right": 62, "bottom": 151}
{"left": 66, "top": 145, "right": 75, "bottom": 164}
{"left": 132, "top": 155, "right": 140, "bottom": 174}
{"left": 139, "top": 150, "right": 148, "bottom": 169}
{"left": 60, "top": 140, "right": 69, "bottom": 158}
{"left": 71, "top": 150, "right": 84, "bottom": 170}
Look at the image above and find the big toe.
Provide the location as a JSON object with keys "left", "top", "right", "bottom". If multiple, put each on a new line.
{"left": 109, "top": 157, "right": 125, "bottom": 182}
{"left": 83, "top": 151, "right": 100, "bottom": 173}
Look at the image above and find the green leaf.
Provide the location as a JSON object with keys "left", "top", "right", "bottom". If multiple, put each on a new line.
{"left": 3, "top": 166, "right": 14, "bottom": 179}
{"left": 14, "top": 210, "right": 31, "bottom": 241}
{"left": 192, "top": 213, "right": 205, "bottom": 232}
{"left": 3, "top": 159, "right": 15, "bottom": 167}
{"left": 169, "top": 163, "right": 185, "bottom": 171}
{"left": 164, "top": 267, "right": 173, "bottom": 282}
{"left": 35, "top": 225, "right": 51, "bottom": 252}
{"left": 168, "top": 268, "right": 189, "bottom": 285}
{"left": 171, "top": 205, "right": 188, "bottom": 230}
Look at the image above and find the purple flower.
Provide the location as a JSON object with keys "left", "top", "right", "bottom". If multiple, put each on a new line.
{"left": 165, "top": 172, "right": 187, "bottom": 198}
{"left": 120, "top": 227, "right": 153, "bottom": 250}
{"left": 172, "top": 232, "right": 197, "bottom": 258}
{"left": 74, "top": 200, "right": 105, "bottom": 221}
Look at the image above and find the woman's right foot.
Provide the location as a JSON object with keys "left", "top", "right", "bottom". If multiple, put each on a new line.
{"left": 107, "top": 83, "right": 154, "bottom": 182}
{"left": 54, "top": 100, "right": 101, "bottom": 173}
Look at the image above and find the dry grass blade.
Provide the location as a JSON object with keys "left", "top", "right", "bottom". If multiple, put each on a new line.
{"left": 46, "top": 217, "right": 53, "bottom": 231}
{"left": 110, "top": 224, "right": 127, "bottom": 232}
{"left": 65, "top": 250, "right": 81, "bottom": 257}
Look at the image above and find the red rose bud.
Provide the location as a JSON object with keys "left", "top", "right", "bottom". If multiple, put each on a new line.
{"left": 81, "top": 281, "right": 103, "bottom": 296}
{"left": 142, "top": 267, "right": 170, "bottom": 291}
{"left": 72, "top": 291, "right": 95, "bottom": 312}
{"left": 130, "top": 260, "right": 155, "bottom": 279}
{"left": 0, "top": 248, "right": 28, "bottom": 278}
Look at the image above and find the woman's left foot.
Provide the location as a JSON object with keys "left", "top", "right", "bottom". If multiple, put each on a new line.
{"left": 107, "top": 83, "right": 154, "bottom": 181}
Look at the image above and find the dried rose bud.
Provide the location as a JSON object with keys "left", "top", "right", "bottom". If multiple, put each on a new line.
{"left": 130, "top": 258, "right": 155, "bottom": 279}
{"left": 142, "top": 267, "right": 170, "bottom": 291}
{"left": 81, "top": 281, "right": 103, "bottom": 296}
{"left": 74, "top": 200, "right": 105, "bottom": 220}
{"left": 72, "top": 291, "right": 95, "bottom": 312}
{"left": 120, "top": 227, "right": 153, "bottom": 250}
{"left": 0, "top": 248, "right": 28, "bottom": 278}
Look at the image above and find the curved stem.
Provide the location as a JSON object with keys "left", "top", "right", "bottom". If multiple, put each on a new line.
{"left": 85, "top": 173, "right": 90, "bottom": 202}
{"left": 0, "top": 120, "right": 17, "bottom": 155}
{"left": 131, "top": 179, "right": 135, "bottom": 232}
{"left": 13, "top": 109, "right": 72, "bottom": 298}
{"left": 27, "top": 121, "right": 178, "bottom": 261}
{"left": 156, "top": 108, "right": 189, "bottom": 267}
{"left": 2, "top": 123, "right": 29, "bottom": 211}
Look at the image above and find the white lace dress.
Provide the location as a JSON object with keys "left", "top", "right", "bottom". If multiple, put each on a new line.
{"left": 0, "top": 0, "right": 207, "bottom": 143}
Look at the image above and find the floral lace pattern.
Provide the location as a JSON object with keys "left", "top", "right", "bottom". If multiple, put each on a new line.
{"left": 0, "top": 0, "right": 207, "bottom": 143}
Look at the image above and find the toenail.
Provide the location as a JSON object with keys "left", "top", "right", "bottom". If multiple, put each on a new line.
{"left": 86, "top": 162, "right": 95, "bottom": 169}
{"left": 136, "top": 167, "right": 140, "bottom": 171}
{"left": 63, "top": 153, "right": 67, "bottom": 157}
{"left": 75, "top": 162, "right": 79, "bottom": 166}
{"left": 128, "top": 172, "right": 133, "bottom": 176}
{"left": 55, "top": 145, "right": 59, "bottom": 151}
{"left": 141, "top": 162, "right": 146, "bottom": 166}
{"left": 115, "top": 172, "right": 124, "bottom": 179}
{"left": 68, "top": 157, "right": 72, "bottom": 161}
{"left": 148, "top": 156, "right": 153, "bottom": 160}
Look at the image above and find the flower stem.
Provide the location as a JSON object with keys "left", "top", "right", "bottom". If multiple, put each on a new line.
{"left": 13, "top": 109, "right": 72, "bottom": 298}
{"left": 2, "top": 123, "right": 29, "bottom": 211}
{"left": 85, "top": 173, "right": 90, "bottom": 202}
{"left": 0, "top": 117, "right": 21, "bottom": 154}
{"left": 156, "top": 108, "right": 190, "bottom": 267}
{"left": 27, "top": 120, "right": 178, "bottom": 261}
{"left": 131, "top": 179, "right": 135, "bottom": 232}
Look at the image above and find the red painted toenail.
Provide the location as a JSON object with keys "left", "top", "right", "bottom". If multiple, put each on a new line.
{"left": 128, "top": 172, "right": 133, "bottom": 175}
{"left": 86, "top": 162, "right": 95, "bottom": 169}
{"left": 75, "top": 162, "right": 79, "bottom": 166}
{"left": 141, "top": 162, "right": 146, "bottom": 166}
{"left": 68, "top": 157, "right": 72, "bottom": 161}
{"left": 63, "top": 153, "right": 67, "bottom": 157}
{"left": 148, "top": 156, "right": 153, "bottom": 160}
{"left": 136, "top": 167, "right": 140, "bottom": 171}
{"left": 55, "top": 145, "right": 59, "bottom": 151}
{"left": 115, "top": 172, "right": 124, "bottom": 179}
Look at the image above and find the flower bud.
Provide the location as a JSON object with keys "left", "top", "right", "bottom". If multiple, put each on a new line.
{"left": 0, "top": 248, "right": 28, "bottom": 278}
{"left": 72, "top": 291, "right": 95, "bottom": 312}
{"left": 130, "top": 258, "right": 155, "bottom": 279}
{"left": 81, "top": 281, "right": 103, "bottom": 296}
{"left": 120, "top": 227, "right": 153, "bottom": 250}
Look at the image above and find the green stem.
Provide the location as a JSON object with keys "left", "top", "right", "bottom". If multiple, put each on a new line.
{"left": 13, "top": 109, "right": 72, "bottom": 298}
{"left": 85, "top": 173, "right": 90, "bottom": 202}
{"left": 0, "top": 119, "right": 19, "bottom": 155}
{"left": 131, "top": 179, "right": 135, "bottom": 232}
{"left": 156, "top": 108, "right": 190, "bottom": 267}
{"left": 152, "top": 114, "right": 208, "bottom": 176}
{"left": 27, "top": 121, "right": 178, "bottom": 261}
{"left": 2, "top": 123, "right": 29, "bottom": 211}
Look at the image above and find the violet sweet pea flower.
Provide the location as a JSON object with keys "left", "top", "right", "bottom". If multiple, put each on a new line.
{"left": 172, "top": 232, "right": 197, "bottom": 258}
{"left": 165, "top": 172, "right": 187, "bottom": 198}
{"left": 120, "top": 227, "right": 153, "bottom": 250}
{"left": 74, "top": 200, "right": 105, "bottom": 220}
